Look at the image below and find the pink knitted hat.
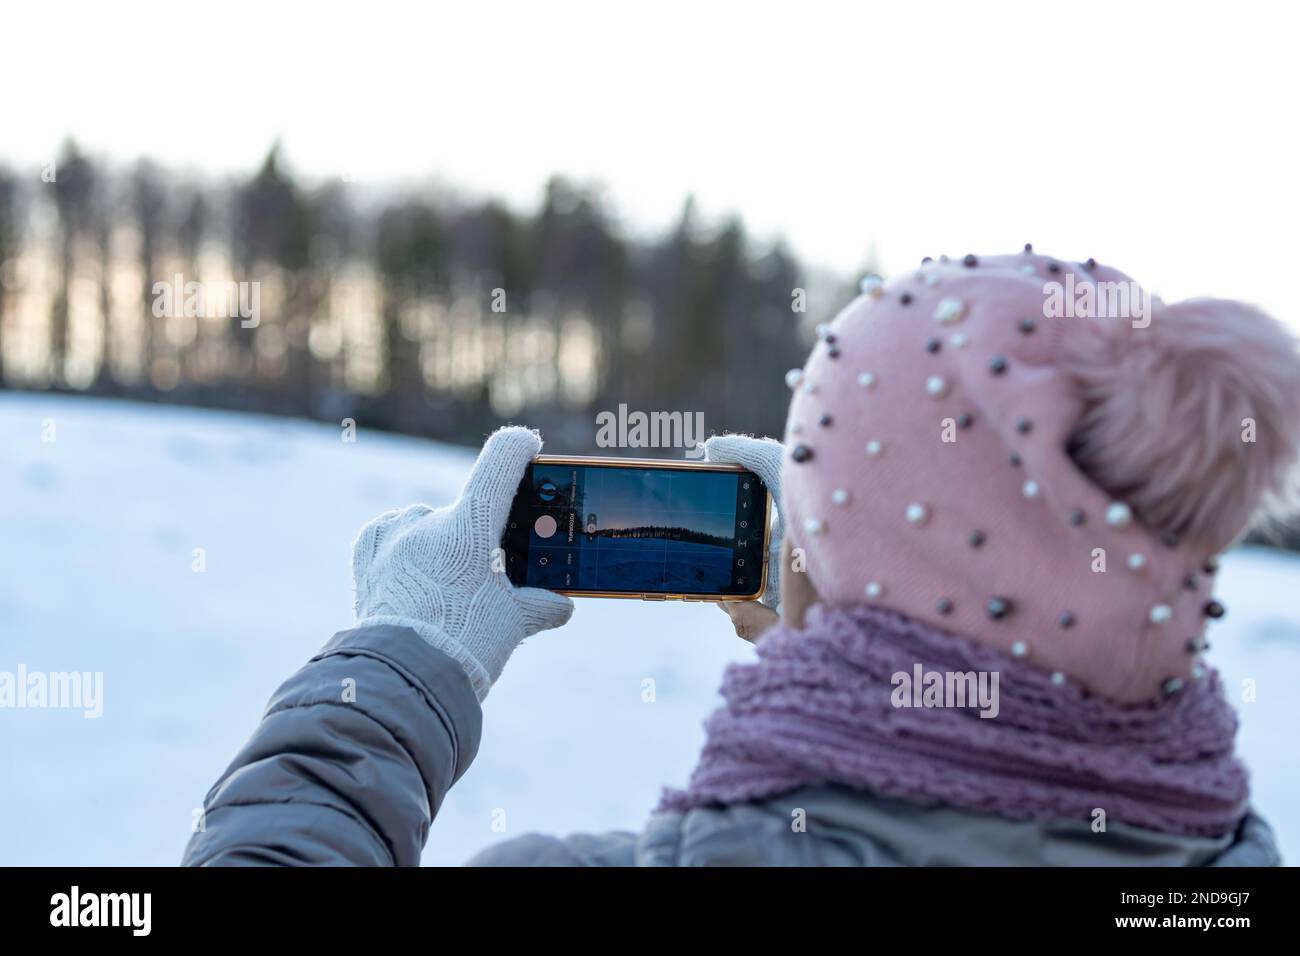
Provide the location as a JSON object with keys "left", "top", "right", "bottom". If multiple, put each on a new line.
{"left": 781, "top": 250, "right": 1300, "bottom": 704}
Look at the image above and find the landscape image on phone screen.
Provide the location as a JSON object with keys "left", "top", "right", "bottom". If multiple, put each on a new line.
{"left": 503, "top": 463, "right": 766, "bottom": 595}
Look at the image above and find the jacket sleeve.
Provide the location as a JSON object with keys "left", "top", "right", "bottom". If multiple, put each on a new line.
{"left": 182, "top": 623, "right": 482, "bottom": 866}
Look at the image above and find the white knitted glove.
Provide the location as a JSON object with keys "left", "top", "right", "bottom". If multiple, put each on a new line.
{"left": 703, "top": 434, "right": 785, "bottom": 612}
{"left": 352, "top": 426, "right": 575, "bottom": 701}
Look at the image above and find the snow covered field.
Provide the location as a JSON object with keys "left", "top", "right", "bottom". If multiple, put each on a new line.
{"left": 1, "top": 393, "right": 1297, "bottom": 866}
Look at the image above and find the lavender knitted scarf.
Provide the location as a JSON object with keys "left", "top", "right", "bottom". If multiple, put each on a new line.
{"left": 659, "top": 605, "right": 1248, "bottom": 837}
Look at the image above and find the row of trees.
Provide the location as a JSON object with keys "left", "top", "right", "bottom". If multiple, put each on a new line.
{"left": 595, "top": 526, "right": 734, "bottom": 548}
{"left": 0, "top": 143, "right": 856, "bottom": 449}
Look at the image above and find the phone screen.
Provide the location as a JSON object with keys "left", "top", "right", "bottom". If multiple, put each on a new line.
{"left": 502, "top": 460, "right": 769, "bottom": 597}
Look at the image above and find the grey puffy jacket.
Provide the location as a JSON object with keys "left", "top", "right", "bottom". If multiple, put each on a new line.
{"left": 181, "top": 624, "right": 1281, "bottom": 867}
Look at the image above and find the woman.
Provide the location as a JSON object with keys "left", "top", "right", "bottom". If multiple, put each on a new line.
{"left": 183, "top": 252, "right": 1294, "bottom": 866}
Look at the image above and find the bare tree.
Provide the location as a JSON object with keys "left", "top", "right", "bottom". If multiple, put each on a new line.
{"left": 51, "top": 141, "right": 97, "bottom": 386}
{"left": 0, "top": 166, "right": 19, "bottom": 388}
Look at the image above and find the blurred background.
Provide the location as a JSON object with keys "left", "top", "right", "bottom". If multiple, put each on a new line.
{"left": 1, "top": 0, "right": 1298, "bottom": 865}
{"left": 0, "top": 141, "right": 829, "bottom": 445}
{"left": 4, "top": 1, "right": 1299, "bottom": 451}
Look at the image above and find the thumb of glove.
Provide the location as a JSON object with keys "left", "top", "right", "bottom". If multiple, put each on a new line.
{"left": 514, "top": 587, "right": 576, "bottom": 638}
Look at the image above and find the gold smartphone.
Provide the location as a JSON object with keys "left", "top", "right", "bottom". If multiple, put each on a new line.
{"left": 501, "top": 454, "right": 772, "bottom": 602}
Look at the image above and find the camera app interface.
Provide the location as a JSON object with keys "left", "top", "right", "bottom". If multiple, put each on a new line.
{"left": 504, "top": 463, "right": 767, "bottom": 595}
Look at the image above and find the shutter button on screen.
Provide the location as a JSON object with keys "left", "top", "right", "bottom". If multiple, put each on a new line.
{"left": 534, "top": 515, "right": 558, "bottom": 538}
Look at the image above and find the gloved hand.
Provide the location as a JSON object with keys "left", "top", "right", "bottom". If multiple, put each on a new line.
{"left": 352, "top": 426, "right": 574, "bottom": 701}
{"left": 703, "top": 434, "right": 785, "bottom": 613}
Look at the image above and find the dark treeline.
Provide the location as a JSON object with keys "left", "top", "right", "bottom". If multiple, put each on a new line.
{"left": 0, "top": 143, "right": 855, "bottom": 451}
{"left": 594, "top": 526, "right": 732, "bottom": 549}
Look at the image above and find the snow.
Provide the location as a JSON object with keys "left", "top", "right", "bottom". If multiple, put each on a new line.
{"left": 1, "top": 393, "right": 1296, "bottom": 865}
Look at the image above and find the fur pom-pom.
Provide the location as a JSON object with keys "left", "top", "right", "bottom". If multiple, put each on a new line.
{"left": 1064, "top": 299, "right": 1300, "bottom": 551}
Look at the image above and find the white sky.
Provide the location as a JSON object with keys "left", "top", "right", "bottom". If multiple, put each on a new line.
{"left": 4, "top": 0, "right": 1297, "bottom": 325}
